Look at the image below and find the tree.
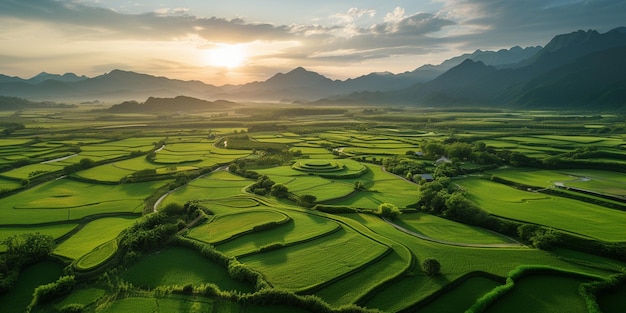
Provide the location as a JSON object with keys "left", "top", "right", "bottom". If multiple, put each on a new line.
{"left": 422, "top": 258, "right": 441, "bottom": 276}
{"left": 378, "top": 203, "right": 400, "bottom": 220}
{"left": 353, "top": 181, "right": 366, "bottom": 191}
{"left": 270, "top": 183, "right": 289, "bottom": 198}
{"left": 298, "top": 194, "right": 317, "bottom": 208}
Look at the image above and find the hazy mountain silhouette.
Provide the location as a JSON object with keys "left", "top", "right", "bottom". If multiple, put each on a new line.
{"left": 108, "top": 96, "right": 236, "bottom": 113}
{"left": 0, "top": 95, "right": 75, "bottom": 110}
{"left": 27, "top": 72, "right": 88, "bottom": 84}
{"left": 322, "top": 27, "right": 626, "bottom": 110}
{"left": 0, "top": 27, "right": 624, "bottom": 109}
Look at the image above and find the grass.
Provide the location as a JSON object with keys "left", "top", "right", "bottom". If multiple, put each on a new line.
{"left": 187, "top": 210, "right": 289, "bottom": 244}
{"left": 597, "top": 282, "right": 626, "bottom": 313}
{"left": 396, "top": 213, "right": 517, "bottom": 245}
{"left": 54, "top": 217, "right": 137, "bottom": 259}
{"left": 488, "top": 168, "right": 575, "bottom": 188}
{"left": 96, "top": 297, "right": 157, "bottom": 313}
{"left": 0, "top": 261, "right": 64, "bottom": 313}
{"left": 330, "top": 164, "right": 418, "bottom": 209}
{"left": 457, "top": 177, "right": 626, "bottom": 242}
{"left": 240, "top": 227, "right": 389, "bottom": 291}
{"left": 418, "top": 275, "right": 502, "bottom": 313}
{"left": 161, "top": 171, "right": 251, "bottom": 207}
{"left": 55, "top": 287, "right": 106, "bottom": 309}
{"left": 216, "top": 209, "right": 341, "bottom": 256}
{"left": 97, "top": 296, "right": 215, "bottom": 313}
{"left": 123, "top": 246, "right": 254, "bottom": 292}
{"left": 75, "top": 240, "right": 118, "bottom": 270}
{"left": 1, "top": 179, "right": 166, "bottom": 224}
{"left": 351, "top": 213, "right": 611, "bottom": 312}
{"left": 0, "top": 223, "right": 78, "bottom": 252}
{"left": 484, "top": 274, "right": 592, "bottom": 313}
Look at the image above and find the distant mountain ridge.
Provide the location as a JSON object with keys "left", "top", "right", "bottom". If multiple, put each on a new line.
{"left": 108, "top": 95, "right": 236, "bottom": 113}
{"left": 322, "top": 27, "right": 626, "bottom": 110}
{"left": 0, "top": 45, "right": 542, "bottom": 102}
{"left": 1, "top": 26, "right": 625, "bottom": 110}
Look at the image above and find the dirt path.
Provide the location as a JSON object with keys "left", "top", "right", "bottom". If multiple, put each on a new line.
{"left": 41, "top": 153, "right": 78, "bottom": 164}
{"left": 382, "top": 217, "right": 525, "bottom": 248}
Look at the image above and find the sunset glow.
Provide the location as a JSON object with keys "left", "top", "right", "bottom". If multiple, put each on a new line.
{"left": 204, "top": 44, "right": 246, "bottom": 68}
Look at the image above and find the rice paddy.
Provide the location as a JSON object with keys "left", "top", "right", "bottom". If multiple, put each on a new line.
{"left": 2, "top": 108, "right": 625, "bottom": 313}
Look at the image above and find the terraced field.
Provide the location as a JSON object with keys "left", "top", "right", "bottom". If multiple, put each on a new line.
{"left": 1, "top": 110, "right": 625, "bottom": 313}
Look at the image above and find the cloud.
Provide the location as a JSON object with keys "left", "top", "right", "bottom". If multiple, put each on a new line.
{"left": 434, "top": 0, "right": 626, "bottom": 48}
{"left": 2, "top": 0, "right": 625, "bottom": 82}
{"left": 0, "top": 0, "right": 295, "bottom": 43}
{"left": 331, "top": 8, "right": 376, "bottom": 24}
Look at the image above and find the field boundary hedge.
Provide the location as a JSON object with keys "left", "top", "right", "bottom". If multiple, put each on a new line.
{"left": 398, "top": 271, "right": 505, "bottom": 313}
{"left": 465, "top": 265, "right": 604, "bottom": 313}
{"left": 354, "top": 244, "right": 416, "bottom": 307}
{"left": 233, "top": 224, "right": 342, "bottom": 259}
{"left": 202, "top": 211, "right": 292, "bottom": 246}
{"left": 579, "top": 271, "right": 626, "bottom": 313}
{"left": 297, "top": 246, "right": 393, "bottom": 294}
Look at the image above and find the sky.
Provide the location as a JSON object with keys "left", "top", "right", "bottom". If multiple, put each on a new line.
{"left": 0, "top": 0, "right": 624, "bottom": 85}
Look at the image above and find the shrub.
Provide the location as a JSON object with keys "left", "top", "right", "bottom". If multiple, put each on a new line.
{"left": 30, "top": 275, "right": 75, "bottom": 307}
{"left": 378, "top": 203, "right": 400, "bottom": 220}
{"left": 422, "top": 258, "right": 441, "bottom": 276}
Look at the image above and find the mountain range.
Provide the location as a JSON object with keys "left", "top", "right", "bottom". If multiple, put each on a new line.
{"left": 1, "top": 27, "right": 625, "bottom": 110}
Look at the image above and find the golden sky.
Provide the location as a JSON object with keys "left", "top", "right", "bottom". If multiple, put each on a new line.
{"left": 0, "top": 0, "right": 624, "bottom": 85}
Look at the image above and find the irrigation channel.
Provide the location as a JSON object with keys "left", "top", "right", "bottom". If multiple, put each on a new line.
{"left": 381, "top": 217, "right": 525, "bottom": 248}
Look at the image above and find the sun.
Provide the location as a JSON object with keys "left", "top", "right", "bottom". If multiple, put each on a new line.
{"left": 204, "top": 44, "right": 246, "bottom": 68}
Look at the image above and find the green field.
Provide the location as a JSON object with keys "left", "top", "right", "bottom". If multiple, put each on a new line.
{"left": 457, "top": 178, "right": 626, "bottom": 242}
{"left": 0, "top": 261, "right": 64, "bottom": 313}
{"left": 485, "top": 275, "right": 592, "bottom": 313}
{"left": 54, "top": 217, "right": 137, "bottom": 259}
{"left": 187, "top": 210, "right": 289, "bottom": 244}
{"left": 1, "top": 179, "right": 165, "bottom": 223}
{"left": 396, "top": 213, "right": 518, "bottom": 245}
{"left": 2, "top": 108, "right": 626, "bottom": 313}
{"left": 123, "top": 246, "right": 254, "bottom": 292}
{"left": 241, "top": 227, "right": 389, "bottom": 291}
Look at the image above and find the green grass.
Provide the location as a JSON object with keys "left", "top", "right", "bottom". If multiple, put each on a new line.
{"left": 75, "top": 240, "right": 118, "bottom": 270}
{"left": 123, "top": 246, "right": 254, "bottom": 292}
{"left": 396, "top": 213, "right": 517, "bottom": 245}
{"left": 485, "top": 274, "right": 592, "bottom": 313}
{"left": 162, "top": 171, "right": 251, "bottom": 207}
{"left": 330, "top": 164, "right": 418, "bottom": 209}
{"left": 0, "top": 223, "right": 78, "bottom": 252}
{"left": 1, "top": 179, "right": 165, "bottom": 224}
{"left": 97, "top": 297, "right": 157, "bottom": 313}
{"left": 457, "top": 177, "right": 626, "bottom": 242}
{"left": 559, "top": 169, "right": 626, "bottom": 196}
{"left": 240, "top": 227, "right": 389, "bottom": 291}
{"left": 187, "top": 210, "right": 289, "bottom": 244}
{"left": 418, "top": 275, "right": 502, "bottom": 313}
{"left": 97, "top": 296, "right": 215, "bottom": 313}
{"left": 54, "top": 217, "right": 137, "bottom": 259}
{"left": 0, "top": 261, "right": 64, "bottom": 313}
{"left": 489, "top": 168, "right": 575, "bottom": 188}
{"left": 55, "top": 288, "right": 106, "bottom": 309}
{"left": 216, "top": 209, "right": 341, "bottom": 256}
{"left": 350, "top": 213, "right": 610, "bottom": 312}
{"left": 598, "top": 282, "right": 626, "bottom": 313}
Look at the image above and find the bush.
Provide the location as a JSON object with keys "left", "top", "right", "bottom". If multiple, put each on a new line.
{"left": 378, "top": 203, "right": 400, "bottom": 220}
{"left": 30, "top": 275, "right": 75, "bottom": 307}
{"left": 422, "top": 258, "right": 441, "bottom": 276}
{"left": 58, "top": 304, "right": 85, "bottom": 313}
